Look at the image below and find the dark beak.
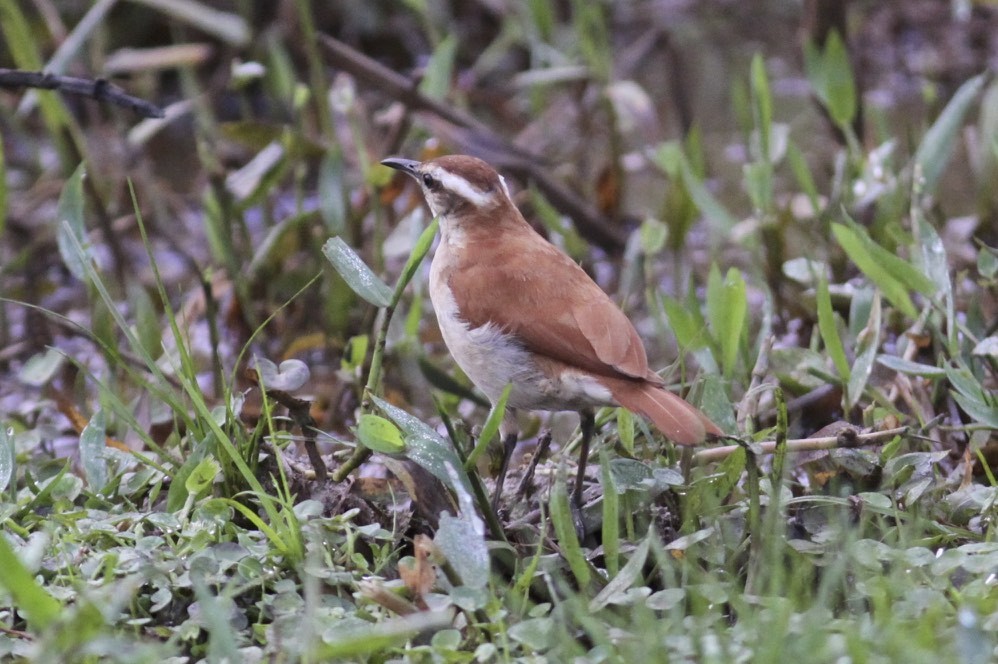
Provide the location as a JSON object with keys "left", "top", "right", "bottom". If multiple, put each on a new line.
{"left": 380, "top": 157, "right": 421, "bottom": 179}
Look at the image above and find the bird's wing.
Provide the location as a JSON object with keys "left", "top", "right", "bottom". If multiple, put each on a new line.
{"left": 446, "top": 232, "right": 650, "bottom": 380}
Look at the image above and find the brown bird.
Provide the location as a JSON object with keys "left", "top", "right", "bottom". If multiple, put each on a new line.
{"left": 381, "top": 154, "right": 722, "bottom": 513}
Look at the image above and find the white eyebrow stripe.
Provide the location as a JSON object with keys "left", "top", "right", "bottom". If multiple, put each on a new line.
{"left": 498, "top": 174, "right": 510, "bottom": 199}
{"left": 434, "top": 169, "right": 493, "bottom": 207}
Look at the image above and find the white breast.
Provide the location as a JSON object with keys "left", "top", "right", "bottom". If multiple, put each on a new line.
{"left": 428, "top": 264, "right": 614, "bottom": 412}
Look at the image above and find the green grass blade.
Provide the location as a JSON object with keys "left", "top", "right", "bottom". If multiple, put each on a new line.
{"left": 914, "top": 73, "right": 987, "bottom": 195}
{"left": 816, "top": 273, "right": 850, "bottom": 380}
{"left": 0, "top": 536, "right": 62, "bottom": 630}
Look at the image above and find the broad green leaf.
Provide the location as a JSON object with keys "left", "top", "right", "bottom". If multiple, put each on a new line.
{"left": 842, "top": 220, "right": 935, "bottom": 295}
{"left": 876, "top": 355, "right": 947, "bottom": 378}
{"left": 435, "top": 466, "right": 489, "bottom": 589}
{"left": 18, "top": 348, "right": 65, "bottom": 386}
{"left": 660, "top": 294, "right": 706, "bottom": 352}
{"left": 316, "top": 612, "right": 453, "bottom": 659}
{"left": 608, "top": 458, "right": 653, "bottom": 492}
{"left": 166, "top": 443, "right": 209, "bottom": 512}
{"left": 550, "top": 473, "right": 591, "bottom": 589}
{"left": 816, "top": 274, "right": 850, "bottom": 380}
{"left": 466, "top": 383, "right": 511, "bottom": 470}
{"left": 832, "top": 223, "right": 917, "bottom": 318}
{"left": 589, "top": 527, "right": 651, "bottom": 612}
{"left": 600, "top": 451, "right": 620, "bottom": 577}
{"left": 508, "top": 617, "right": 555, "bottom": 652}
{"left": 357, "top": 414, "right": 406, "bottom": 454}
{"left": 679, "top": 156, "right": 738, "bottom": 231}
{"left": 914, "top": 73, "right": 987, "bottom": 194}
{"left": 319, "top": 151, "right": 347, "bottom": 234}
{"left": 616, "top": 408, "right": 634, "bottom": 456}
{"left": 322, "top": 237, "right": 392, "bottom": 307}
{"left": 371, "top": 396, "right": 474, "bottom": 497}
{"left": 418, "top": 34, "right": 457, "bottom": 100}
{"left": 639, "top": 217, "right": 668, "bottom": 255}
{"left": 80, "top": 408, "right": 109, "bottom": 492}
{"left": 914, "top": 211, "right": 956, "bottom": 352}
{"left": 978, "top": 246, "right": 998, "bottom": 280}
{"left": 0, "top": 424, "right": 13, "bottom": 492}
{"left": 699, "top": 373, "right": 734, "bottom": 434}
{"left": 185, "top": 457, "right": 221, "bottom": 496}
{"left": 706, "top": 265, "right": 747, "bottom": 378}
{"left": 946, "top": 365, "right": 998, "bottom": 428}
{"left": 56, "top": 164, "right": 89, "bottom": 281}
{"left": 0, "top": 536, "right": 61, "bottom": 629}
{"left": 847, "top": 292, "right": 881, "bottom": 409}
{"left": 750, "top": 54, "right": 772, "bottom": 163}
{"left": 804, "top": 32, "right": 856, "bottom": 129}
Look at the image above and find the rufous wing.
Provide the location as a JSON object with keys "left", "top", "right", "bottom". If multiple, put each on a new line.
{"left": 447, "top": 225, "right": 649, "bottom": 380}
{"left": 605, "top": 378, "right": 723, "bottom": 445}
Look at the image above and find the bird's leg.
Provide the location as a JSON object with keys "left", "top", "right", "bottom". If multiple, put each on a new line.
{"left": 573, "top": 409, "right": 596, "bottom": 530}
{"left": 491, "top": 430, "right": 518, "bottom": 513}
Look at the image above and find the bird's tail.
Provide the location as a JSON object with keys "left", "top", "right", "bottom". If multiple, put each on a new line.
{"left": 606, "top": 379, "right": 722, "bottom": 445}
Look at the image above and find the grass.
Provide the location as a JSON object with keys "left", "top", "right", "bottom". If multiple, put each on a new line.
{"left": 0, "top": 1, "right": 997, "bottom": 662}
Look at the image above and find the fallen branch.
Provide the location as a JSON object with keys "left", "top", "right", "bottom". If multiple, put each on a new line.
{"left": 0, "top": 68, "right": 165, "bottom": 119}
{"left": 693, "top": 425, "right": 908, "bottom": 464}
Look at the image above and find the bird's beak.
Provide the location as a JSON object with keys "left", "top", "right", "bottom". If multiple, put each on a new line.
{"left": 380, "top": 157, "right": 421, "bottom": 179}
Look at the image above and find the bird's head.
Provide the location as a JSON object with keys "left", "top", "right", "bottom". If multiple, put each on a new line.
{"left": 381, "top": 154, "right": 513, "bottom": 221}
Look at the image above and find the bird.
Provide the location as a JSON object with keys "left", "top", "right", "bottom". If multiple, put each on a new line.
{"left": 381, "top": 154, "right": 722, "bottom": 516}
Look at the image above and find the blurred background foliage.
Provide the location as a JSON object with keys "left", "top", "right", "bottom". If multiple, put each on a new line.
{"left": 0, "top": 0, "right": 996, "bottom": 661}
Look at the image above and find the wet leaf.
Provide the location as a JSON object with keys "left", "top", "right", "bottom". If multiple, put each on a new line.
{"left": 608, "top": 458, "right": 653, "bottom": 492}
{"left": 251, "top": 357, "right": 310, "bottom": 392}
{"left": 371, "top": 396, "right": 474, "bottom": 497}
{"left": 80, "top": 409, "right": 109, "bottom": 493}
{"left": 589, "top": 529, "right": 651, "bottom": 612}
{"left": 508, "top": 617, "right": 553, "bottom": 651}
{"left": 816, "top": 273, "right": 850, "bottom": 381}
{"left": 185, "top": 457, "right": 221, "bottom": 496}
{"left": 876, "top": 355, "right": 946, "bottom": 378}
{"left": 356, "top": 414, "right": 405, "bottom": 454}
{"left": 707, "top": 265, "right": 747, "bottom": 378}
{"left": 436, "top": 463, "right": 488, "bottom": 588}
{"left": 55, "top": 163, "right": 89, "bottom": 281}
{"left": 322, "top": 237, "right": 392, "bottom": 307}
{"left": 914, "top": 73, "right": 987, "bottom": 194}
{"left": 319, "top": 151, "right": 347, "bottom": 234}
{"left": 0, "top": 536, "right": 61, "bottom": 630}
{"left": 847, "top": 292, "right": 881, "bottom": 409}
{"left": 18, "top": 348, "right": 65, "bottom": 387}
{"left": 550, "top": 473, "right": 591, "bottom": 589}
{"left": 804, "top": 31, "right": 856, "bottom": 130}
{"left": 0, "top": 424, "right": 13, "bottom": 492}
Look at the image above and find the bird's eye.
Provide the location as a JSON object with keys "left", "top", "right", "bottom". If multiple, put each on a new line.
{"left": 422, "top": 173, "right": 437, "bottom": 189}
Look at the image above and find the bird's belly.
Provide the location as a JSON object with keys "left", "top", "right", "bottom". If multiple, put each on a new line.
{"left": 431, "top": 284, "right": 614, "bottom": 412}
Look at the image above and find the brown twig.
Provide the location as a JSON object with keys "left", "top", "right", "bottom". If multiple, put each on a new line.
{"left": 247, "top": 371, "right": 328, "bottom": 483}
{"left": 319, "top": 35, "right": 627, "bottom": 253}
{"left": 511, "top": 430, "right": 554, "bottom": 505}
{"left": 692, "top": 425, "right": 908, "bottom": 464}
{"left": 0, "top": 69, "right": 165, "bottom": 119}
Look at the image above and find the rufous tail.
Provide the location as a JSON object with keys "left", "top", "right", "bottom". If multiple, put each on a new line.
{"left": 607, "top": 380, "right": 722, "bottom": 445}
